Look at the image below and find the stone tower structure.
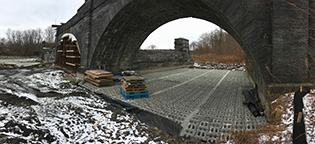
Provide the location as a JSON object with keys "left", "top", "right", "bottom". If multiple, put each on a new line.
{"left": 174, "top": 38, "right": 189, "bottom": 55}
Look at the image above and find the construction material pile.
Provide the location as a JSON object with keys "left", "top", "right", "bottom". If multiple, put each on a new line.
{"left": 85, "top": 70, "right": 113, "bottom": 86}
{"left": 57, "top": 34, "right": 81, "bottom": 72}
{"left": 120, "top": 76, "right": 148, "bottom": 99}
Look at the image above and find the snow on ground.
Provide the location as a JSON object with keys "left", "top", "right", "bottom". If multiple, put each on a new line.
{"left": 23, "top": 70, "right": 77, "bottom": 94}
{"left": 257, "top": 93, "right": 294, "bottom": 143}
{"left": 0, "top": 68, "right": 164, "bottom": 143}
{"left": 0, "top": 57, "right": 41, "bottom": 67}
{"left": 0, "top": 95, "right": 153, "bottom": 143}
{"left": 258, "top": 91, "right": 315, "bottom": 144}
{"left": 303, "top": 91, "right": 315, "bottom": 144}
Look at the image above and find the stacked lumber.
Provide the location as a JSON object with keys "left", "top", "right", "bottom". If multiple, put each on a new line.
{"left": 57, "top": 35, "right": 81, "bottom": 72}
{"left": 85, "top": 70, "right": 113, "bottom": 86}
{"left": 120, "top": 76, "right": 149, "bottom": 99}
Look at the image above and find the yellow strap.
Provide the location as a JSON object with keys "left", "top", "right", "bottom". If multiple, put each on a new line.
{"left": 297, "top": 112, "right": 303, "bottom": 123}
{"left": 76, "top": 42, "right": 81, "bottom": 54}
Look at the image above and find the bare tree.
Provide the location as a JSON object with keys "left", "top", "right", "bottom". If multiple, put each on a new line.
{"left": 192, "top": 28, "right": 240, "bottom": 55}
{"left": 146, "top": 45, "right": 157, "bottom": 50}
{"left": 44, "top": 26, "right": 55, "bottom": 42}
{"left": 0, "top": 37, "right": 5, "bottom": 44}
{"left": 15, "top": 30, "right": 23, "bottom": 45}
{"left": 5, "top": 28, "right": 12, "bottom": 44}
{"left": 189, "top": 41, "right": 198, "bottom": 51}
{"left": 35, "top": 28, "right": 43, "bottom": 43}
{"left": 2, "top": 27, "right": 46, "bottom": 55}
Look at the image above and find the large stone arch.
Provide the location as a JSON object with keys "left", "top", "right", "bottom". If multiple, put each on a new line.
{"left": 55, "top": 0, "right": 315, "bottom": 118}
{"left": 55, "top": 0, "right": 272, "bottom": 87}
{"left": 91, "top": 0, "right": 271, "bottom": 90}
{"left": 87, "top": 0, "right": 272, "bottom": 114}
{"left": 56, "top": 0, "right": 273, "bottom": 114}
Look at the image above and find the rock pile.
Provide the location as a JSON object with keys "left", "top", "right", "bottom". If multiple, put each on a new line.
{"left": 191, "top": 63, "right": 246, "bottom": 71}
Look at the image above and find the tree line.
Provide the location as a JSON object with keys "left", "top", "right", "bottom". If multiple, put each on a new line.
{"left": 0, "top": 26, "right": 55, "bottom": 56}
{"left": 190, "top": 28, "right": 242, "bottom": 55}
{"left": 190, "top": 28, "right": 246, "bottom": 64}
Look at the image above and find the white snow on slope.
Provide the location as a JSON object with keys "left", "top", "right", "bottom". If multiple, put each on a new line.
{"left": 24, "top": 70, "right": 77, "bottom": 94}
{"left": 258, "top": 91, "right": 315, "bottom": 144}
{"left": 303, "top": 91, "right": 315, "bottom": 144}
{"left": 0, "top": 69, "right": 164, "bottom": 143}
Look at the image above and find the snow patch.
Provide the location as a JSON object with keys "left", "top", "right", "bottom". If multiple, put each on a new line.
{"left": 24, "top": 70, "right": 76, "bottom": 94}
{"left": 258, "top": 91, "right": 315, "bottom": 143}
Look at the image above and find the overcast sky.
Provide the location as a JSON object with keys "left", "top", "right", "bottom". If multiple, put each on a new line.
{"left": 141, "top": 18, "right": 219, "bottom": 49}
{"left": 0, "top": 0, "right": 85, "bottom": 38}
{"left": 0, "top": 0, "right": 219, "bottom": 49}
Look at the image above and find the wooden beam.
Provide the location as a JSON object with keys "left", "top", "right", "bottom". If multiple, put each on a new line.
{"left": 66, "top": 56, "right": 80, "bottom": 58}
{"left": 66, "top": 62, "right": 76, "bottom": 66}
{"left": 75, "top": 42, "right": 81, "bottom": 54}
{"left": 66, "top": 50, "right": 75, "bottom": 53}
{"left": 52, "top": 24, "right": 61, "bottom": 28}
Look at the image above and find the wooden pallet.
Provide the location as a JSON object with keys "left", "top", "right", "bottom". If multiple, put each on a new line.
{"left": 86, "top": 70, "right": 112, "bottom": 75}
{"left": 121, "top": 82, "right": 146, "bottom": 89}
{"left": 85, "top": 78, "right": 113, "bottom": 87}
{"left": 85, "top": 71, "right": 114, "bottom": 79}
{"left": 121, "top": 85, "right": 147, "bottom": 92}
{"left": 122, "top": 76, "right": 144, "bottom": 83}
{"left": 85, "top": 76, "right": 113, "bottom": 83}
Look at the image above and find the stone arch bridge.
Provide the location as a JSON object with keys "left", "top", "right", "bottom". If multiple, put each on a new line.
{"left": 56, "top": 0, "right": 315, "bottom": 112}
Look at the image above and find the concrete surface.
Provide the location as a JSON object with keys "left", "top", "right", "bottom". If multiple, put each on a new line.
{"left": 79, "top": 68, "right": 267, "bottom": 142}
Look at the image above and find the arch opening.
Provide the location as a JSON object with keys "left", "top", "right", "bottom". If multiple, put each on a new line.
{"left": 57, "top": 33, "right": 81, "bottom": 72}
{"left": 137, "top": 17, "right": 247, "bottom": 68}
{"left": 91, "top": 0, "right": 264, "bottom": 80}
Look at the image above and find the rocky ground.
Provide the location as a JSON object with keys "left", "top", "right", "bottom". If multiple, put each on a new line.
{"left": 0, "top": 68, "right": 175, "bottom": 143}
{"left": 191, "top": 62, "right": 246, "bottom": 71}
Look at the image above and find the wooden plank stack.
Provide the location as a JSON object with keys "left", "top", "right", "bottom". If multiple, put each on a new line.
{"left": 85, "top": 70, "right": 113, "bottom": 86}
{"left": 120, "top": 76, "right": 149, "bottom": 99}
{"left": 57, "top": 35, "right": 81, "bottom": 72}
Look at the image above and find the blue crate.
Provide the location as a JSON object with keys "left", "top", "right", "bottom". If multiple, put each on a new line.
{"left": 120, "top": 87, "right": 149, "bottom": 99}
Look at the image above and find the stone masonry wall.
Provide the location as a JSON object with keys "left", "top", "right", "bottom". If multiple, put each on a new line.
{"left": 132, "top": 50, "right": 194, "bottom": 70}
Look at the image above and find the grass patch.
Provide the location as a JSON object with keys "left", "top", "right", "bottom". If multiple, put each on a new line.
{"left": 190, "top": 51, "right": 246, "bottom": 65}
